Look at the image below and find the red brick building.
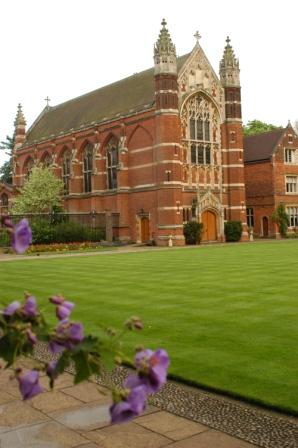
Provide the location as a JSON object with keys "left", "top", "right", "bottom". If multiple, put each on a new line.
{"left": 244, "top": 124, "right": 298, "bottom": 237}
{"left": 11, "top": 20, "right": 247, "bottom": 245}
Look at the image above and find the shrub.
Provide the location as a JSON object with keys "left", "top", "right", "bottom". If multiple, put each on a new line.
{"left": 224, "top": 221, "right": 242, "bottom": 242}
{"left": 53, "top": 221, "right": 88, "bottom": 243}
{"left": 87, "top": 227, "right": 106, "bottom": 242}
{"left": 53, "top": 222, "right": 104, "bottom": 243}
{"left": 30, "top": 220, "right": 105, "bottom": 244}
{"left": 0, "top": 229, "right": 10, "bottom": 247}
{"left": 31, "top": 219, "right": 55, "bottom": 244}
{"left": 183, "top": 221, "right": 203, "bottom": 245}
{"left": 272, "top": 203, "right": 289, "bottom": 237}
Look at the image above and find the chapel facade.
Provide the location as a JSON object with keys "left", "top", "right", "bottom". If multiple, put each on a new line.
{"left": 10, "top": 20, "right": 248, "bottom": 245}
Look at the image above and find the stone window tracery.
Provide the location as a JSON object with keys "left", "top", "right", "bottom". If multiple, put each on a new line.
{"left": 106, "top": 138, "right": 118, "bottom": 190}
{"left": 181, "top": 93, "right": 220, "bottom": 166}
{"left": 62, "top": 150, "right": 71, "bottom": 195}
{"left": 41, "top": 153, "right": 52, "bottom": 167}
{"left": 24, "top": 157, "right": 34, "bottom": 179}
{"left": 83, "top": 143, "right": 93, "bottom": 193}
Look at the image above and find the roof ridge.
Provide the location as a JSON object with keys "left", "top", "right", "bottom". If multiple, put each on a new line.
{"left": 244, "top": 128, "right": 284, "bottom": 138}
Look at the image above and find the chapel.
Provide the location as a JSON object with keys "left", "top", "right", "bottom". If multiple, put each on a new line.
{"left": 8, "top": 20, "right": 248, "bottom": 245}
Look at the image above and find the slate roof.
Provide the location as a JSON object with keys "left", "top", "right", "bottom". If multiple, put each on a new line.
{"left": 26, "top": 54, "right": 190, "bottom": 145}
{"left": 243, "top": 128, "right": 285, "bottom": 163}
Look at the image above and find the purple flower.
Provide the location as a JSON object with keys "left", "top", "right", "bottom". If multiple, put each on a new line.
{"left": 49, "top": 295, "right": 65, "bottom": 305}
{"left": 56, "top": 301, "right": 74, "bottom": 321}
{"left": 23, "top": 296, "right": 38, "bottom": 317}
{"left": 3, "top": 300, "right": 21, "bottom": 316}
{"left": 26, "top": 328, "right": 37, "bottom": 345}
{"left": 67, "top": 322, "right": 84, "bottom": 346}
{"left": 11, "top": 219, "right": 32, "bottom": 254}
{"left": 46, "top": 361, "right": 58, "bottom": 380}
{"left": 49, "top": 321, "right": 84, "bottom": 354}
{"left": 110, "top": 385, "right": 147, "bottom": 424}
{"left": 135, "top": 349, "right": 169, "bottom": 393}
{"left": 17, "top": 369, "right": 43, "bottom": 400}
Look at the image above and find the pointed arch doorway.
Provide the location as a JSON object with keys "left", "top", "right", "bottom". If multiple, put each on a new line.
{"left": 201, "top": 210, "right": 217, "bottom": 241}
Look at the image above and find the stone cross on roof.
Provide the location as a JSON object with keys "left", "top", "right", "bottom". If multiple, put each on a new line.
{"left": 44, "top": 96, "right": 51, "bottom": 107}
{"left": 194, "top": 31, "right": 201, "bottom": 45}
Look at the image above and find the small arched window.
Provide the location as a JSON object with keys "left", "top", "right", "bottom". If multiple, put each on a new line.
{"left": 83, "top": 143, "right": 93, "bottom": 193}
{"left": 62, "top": 150, "right": 71, "bottom": 195}
{"left": 107, "top": 139, "right": 118, "bottom": 190}
{"left": 1, "top": 193, "right": 8, "bottom": 207}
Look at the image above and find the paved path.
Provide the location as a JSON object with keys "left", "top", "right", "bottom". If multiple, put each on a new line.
{"left": 0, "top": 356, "right": 297, "bottom": 448}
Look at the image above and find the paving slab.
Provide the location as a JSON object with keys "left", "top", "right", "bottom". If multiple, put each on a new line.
{"left": 30, "top": 389, "right": 83, "bottom": 413}
{"left": 168, "top": 429, "right": 259, "bottom": 447}
{"left": 0, "top": 390, "right": 16, "bottom": 405}
{"left": 0, "top": 420, "right": 87, "bottom": 448}
{"left": 0, "top": 400, "right": 49, "bottom": 434}
{"left": 135, "top": 410, "right": 208, "bottom": 441}
{"left": 0, "top": 369, "right": 22, "bottom": 398}
{"left": 61, "top": 381, "right": 111, "bottom": 403}
{"left": 84, "top": 421, "right": 171, "bottom": 448}
{"left": 76, "top": 444, "right": 99, "bottom": 448}
{"left": 40, "top": 372, "right": 76, "bottom": 391}
{"left": 50, "top": 401, "right": 111, "bottom": 431}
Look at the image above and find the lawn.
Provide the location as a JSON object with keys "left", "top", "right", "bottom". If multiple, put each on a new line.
{"left": 1, "top": 241, "right": 298, "bottom": 414}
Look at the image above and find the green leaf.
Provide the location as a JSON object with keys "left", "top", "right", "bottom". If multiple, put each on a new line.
{"left": 56, "top": 352, "right": 71, "bottom": 374}
{"left": 71, "top": 351, "right": 91, "bottom": 384}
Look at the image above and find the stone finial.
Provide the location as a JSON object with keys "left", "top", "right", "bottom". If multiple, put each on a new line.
{"left": 219, "top": 36, "right": 240, "bottom": 87}
{"left": 14, "top": 103, "right": 26, "bottom": 150}
{"left": 14, "top": 103, "right": 26, "bottom": 127}
{"left": 154, "top": 19, "right": 177, "bottom": 75}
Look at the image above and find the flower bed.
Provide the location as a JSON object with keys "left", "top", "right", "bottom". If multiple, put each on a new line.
{"left": 26, "top": 241, "right": 101, "bottom": 254}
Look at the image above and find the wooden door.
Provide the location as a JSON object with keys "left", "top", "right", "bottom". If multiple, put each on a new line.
{"left": 262, "top": 216, "right": 269, "bottom": 237}
{"left": 201, "top": 210, "right": 217, "bottom": 241}
{"left": 141, "top": 217, "right": 150, "bottom": 242}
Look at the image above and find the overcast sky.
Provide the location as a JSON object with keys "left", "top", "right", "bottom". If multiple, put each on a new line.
{"left": 1, "top": 0, "right": 297, "bottom": 166}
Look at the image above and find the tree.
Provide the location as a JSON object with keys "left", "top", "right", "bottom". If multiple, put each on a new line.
{"left": 0, "top": 135, "right": 14, "bottom": 184}
{"left": 12, "top": 166, "right": 64, "bottom": 214}
{"left": 243, "top": 120, "right": 281, "bottom": 136}
{"left": 272, "top": 203, "right": 289, "bottom": 237}
{"left": 293, "top": 120, "right": 298, "bottom": 135}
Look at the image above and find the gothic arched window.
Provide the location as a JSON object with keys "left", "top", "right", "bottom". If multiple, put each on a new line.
{"left": 83, "top": 143, "right": 93, "bottom": 193}
{"left": 24, "top": 157, "right": 34, "bottom": 179}
{"left": 107, "top": 139, "right": 118, "bottom": 190}
{"left": 181, "top": 93, "right": 220, "bottom": 166}
{"left": 62, "top": 150, "right": 71, "bottom": 195}
{"left": 42, "top": 152, "right": 52, "bottom": 167}
{"left": 1, "top": 193, "right": 8, "bottom": 207}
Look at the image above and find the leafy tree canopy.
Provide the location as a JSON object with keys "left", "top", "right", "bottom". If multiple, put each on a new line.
{"left": 243, "top": 120, "right": 281, "bottom": 136}
{"left": 0, "top": 135, "right": 14, "bottom": 184}
{"left": 12, "top": 165, "right": 64, "bottom": 214}
{"left": 0, "top": 160, "right": 13, "bottom": 184}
